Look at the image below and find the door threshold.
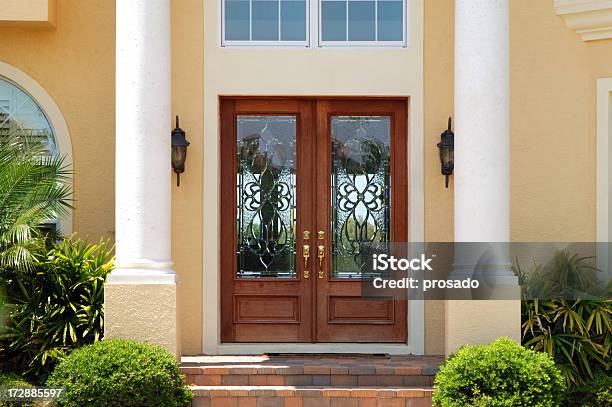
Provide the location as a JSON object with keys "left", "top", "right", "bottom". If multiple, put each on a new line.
{"left": 217, "top": 343, "right": 420, "bottom": 355}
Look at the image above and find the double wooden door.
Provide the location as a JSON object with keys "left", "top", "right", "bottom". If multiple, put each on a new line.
{"left": 220, "top": 98, "right": 408, "bottom": 343}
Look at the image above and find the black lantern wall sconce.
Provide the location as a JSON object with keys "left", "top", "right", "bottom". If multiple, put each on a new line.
{"left": 171, "top": 115, "right": 190, "bottom": 187}
{"left": 437, "top": 117, "right": 454, "bottom": 188}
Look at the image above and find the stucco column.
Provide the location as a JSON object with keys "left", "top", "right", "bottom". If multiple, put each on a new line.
{"left": 445, "top": 0, "right": 520, "bottom": 356}
{"left": 104, "top": 0, "right": 179, "bottom": 356}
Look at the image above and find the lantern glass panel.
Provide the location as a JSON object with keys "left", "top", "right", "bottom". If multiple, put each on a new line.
{"left": 172, "top": 145, "right": 187, "bottom": 172}
{"left": 440, "top": 145, "right": 453, "bottom": 173}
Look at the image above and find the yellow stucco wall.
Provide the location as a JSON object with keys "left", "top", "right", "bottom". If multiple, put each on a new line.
{"left": 171, "top": 0, "right": 204, "bottom": 355}
{"left": 423, "top": 0, "right": 454, "bottom": 355}
{"left": 1, "top": 0, "right": 611, "bottom": 355}
{"left": 510, "top": 0, "right": 612, "bottom": 242}
{"left": 0, "top": 0, "right": 115, "bottom": 242}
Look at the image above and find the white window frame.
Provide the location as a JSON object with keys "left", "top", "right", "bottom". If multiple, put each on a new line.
{"left": 220, "top": 0, "right": 408, "bottom": 47}
{"left": 221, "top": 0, "right": 311, "bottom": 47}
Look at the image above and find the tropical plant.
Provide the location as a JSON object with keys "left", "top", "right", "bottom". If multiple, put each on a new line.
{"left": 514, "top": 250, "right": 604, "bottom": 300}
{"left": 0, "top": 238, "right": 114, "bottom": 381}
{"left": 47, "top": 339, "right": 192, "bottom": 407}
{"left": 432, "top": 337, "right": 566, "bottom": 407}
{"left": 515, "top": 250, "right": 612, "bottom": 388}
{"left": 565, "top": 373, "right": 612, "bottom": 407}
{"left": 522, "top": 299, "right": 611, "bottom": 388}
{"left": 0, "top": 134, "right": 71, "bottom": 270}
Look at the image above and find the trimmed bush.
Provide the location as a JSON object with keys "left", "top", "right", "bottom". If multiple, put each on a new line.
{"left": 46, "top": 339, "right": 192, "bottom": 407}
{"left": 0, "top": 372, "right": 34, "bottom": 407}
{"left": 432, "top": 337, "right": 566, "bottom": 407}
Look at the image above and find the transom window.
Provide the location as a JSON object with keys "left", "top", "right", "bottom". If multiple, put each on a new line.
{"left": 224, "top": 0, "right": 308, "bottom": 44}
{"left": 222, "top": 0, "right": 406, "bottom": 46}
{"left": 321, "top": 0, "right": 403, "bottom": 44}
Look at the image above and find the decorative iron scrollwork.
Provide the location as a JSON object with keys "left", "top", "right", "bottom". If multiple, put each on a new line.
{"left": 331, "top": 116, "right": 391, "bottom": 279}
{"left": 236, "top": 116, "right": 297, "bottom": 279}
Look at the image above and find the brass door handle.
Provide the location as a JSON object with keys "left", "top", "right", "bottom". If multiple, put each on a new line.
{"left": 317, "top": 245, "right": 325, "bottom": 279}
{"left": 303, "top": 244, "right": 310, "bottom": 279}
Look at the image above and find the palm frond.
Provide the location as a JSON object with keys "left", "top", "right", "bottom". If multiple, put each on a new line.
{"left": 0, "top": 134, "right": 72, "bottom": 270}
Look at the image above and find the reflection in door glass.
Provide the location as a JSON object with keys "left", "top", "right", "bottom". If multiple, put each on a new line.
{"left": 236, "top": 116, "right": 297, "bottom": 278}
{"left": 331, "top": 116, "right": 391, "bottom": 279}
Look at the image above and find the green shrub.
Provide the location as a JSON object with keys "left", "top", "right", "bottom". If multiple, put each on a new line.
{"left": 0, "top": 238, "right": 113, "bottom": 381}
{"left": 47, "top": 339, "right": 192, "bottom": 407}
{"left": 432, "top": 337, "right": 566, "bottom": 407}
{"left": 565, "top": 373, "right": 612, "bottom": 407}
{"left": 0, "top": 372, "right": 34, "bottom": 407}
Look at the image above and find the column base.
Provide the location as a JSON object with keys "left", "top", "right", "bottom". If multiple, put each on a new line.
{"left": 445, "top": 299, "right": 521, "bottom": 356}
{"left": 104, "top": 273, "right": 180, "bottom": 356}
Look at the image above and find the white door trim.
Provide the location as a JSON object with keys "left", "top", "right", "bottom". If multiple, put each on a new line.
{"left": 597, "top": 78, "right": 612, "bottom": 242}
{"left": 596, "top": 78, "right": 612, "bottom": 281}
{"left": 217, "top": 342, "right": 423, "bottom": 356}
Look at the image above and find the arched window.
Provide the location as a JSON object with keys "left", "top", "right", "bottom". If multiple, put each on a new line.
{"left": 0, "top": 62, "right": 73, "bottom": 236}
{"left": 0, "top": 77, "right": 57, "bottom": 156}
{"left": 0, "top": 75, "right": 63, "bottom": 236}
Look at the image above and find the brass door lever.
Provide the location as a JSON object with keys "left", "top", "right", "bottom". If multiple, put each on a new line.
{"left": 303, "top": 244, "right": 310, "bottom": 279}
{"left": 317, "top": 245, "right": 325, "bottom": 279}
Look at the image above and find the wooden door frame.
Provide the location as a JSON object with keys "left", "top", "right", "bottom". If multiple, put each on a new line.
{"left": 213, "top": 96, "right": 424, "bottom": 354}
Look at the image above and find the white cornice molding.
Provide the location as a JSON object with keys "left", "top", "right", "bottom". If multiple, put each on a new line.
{"left": 555, "top": 0, "right": 612, "bottom": 41}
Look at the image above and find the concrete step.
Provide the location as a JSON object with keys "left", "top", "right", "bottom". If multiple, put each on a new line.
{"left": 190, "top": 385, "right": 434, "bottom": 407}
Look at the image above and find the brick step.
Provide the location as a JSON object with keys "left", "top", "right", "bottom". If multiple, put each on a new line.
{"left": 184, "top": 371, "right": 434, "bottom": 387}
{"left": 181, "top": 356, "right": 442, "bottom": 388}
{"left": 190, "top": 385, "right": 434, "bottom": 407}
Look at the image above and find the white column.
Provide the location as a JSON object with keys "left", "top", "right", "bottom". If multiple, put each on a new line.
{"left": 105, "top": 0, "right": 179, "bottom": 355}
{"left": 455, "top": 0, "right": 509, "bottom": 242}
{"left": 113, "top": 0, "right": 173, "bottom": 280}
{"left": 446, "top": 0, "right": 520, "bottom": 355}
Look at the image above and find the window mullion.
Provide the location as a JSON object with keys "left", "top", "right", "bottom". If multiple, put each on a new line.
{"left": 345, "top": 0, "right": 348, "bottom": 41}
{"left": 249, "top": 0, "right": 253, "bottom": 40}
{"left": 374, "top": 0, "right": 378, "bottom": 41}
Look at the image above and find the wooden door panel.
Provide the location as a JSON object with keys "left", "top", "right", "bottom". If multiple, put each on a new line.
{"left": 328, "top": 297, "right": 395, "bottom": 324}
